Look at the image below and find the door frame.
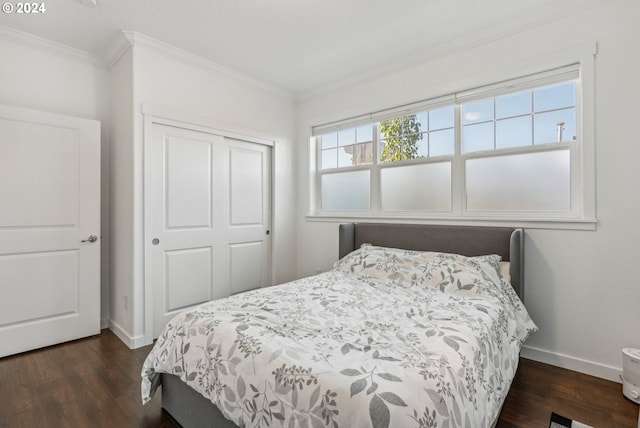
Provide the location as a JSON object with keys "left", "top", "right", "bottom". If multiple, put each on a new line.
{"left": 142, "top": 105, "right": 275, "bottom": 345}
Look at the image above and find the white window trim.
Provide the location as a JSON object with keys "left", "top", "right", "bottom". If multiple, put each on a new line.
{"left": 308, "top": 43, "right": 598, "bottom": 231}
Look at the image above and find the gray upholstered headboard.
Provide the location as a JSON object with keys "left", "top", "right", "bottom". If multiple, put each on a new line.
{"left": 338, "top": 223, "right": 525, "bottom": 301}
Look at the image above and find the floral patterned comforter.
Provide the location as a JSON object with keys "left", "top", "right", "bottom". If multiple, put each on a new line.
{"left": 142, "top": 245, "right": 537, "bottom": 428}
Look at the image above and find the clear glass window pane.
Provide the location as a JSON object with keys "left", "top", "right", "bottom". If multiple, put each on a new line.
{"left": 320, "top": 132, "right": 337, "bottom": 149}
{"left": 379, "top": 117, "right": 401, "bottom": 140}
{"left": 466, "top": 150, "right": 570, "bottom": 212}
{"left": 496, "top": 91, "right": 531, "bottom": 119}
{"left": 496, "top": 116, "right": 532, "bottom": 149}
{"left": 356, "top": 125, "right": 373, "bottom": 143}
{"left": 337, "top": 128, "right": 355, "bottom": 146}
{"left": 378, "top": 117, "right": 402, "bottom": 145}
{"left": 321, "top": 149, "right": 337, "bottom": 170}
{"left": 379, "top": 115, "right": 423, "bottom": 138}
{"left": 463, "top": 122, "right": 494, "bottom": 153}
{"left": 416, "top": 134, "right": 428, "bottom": 158}
{"left": 321, "top": 170, "right": 370, "bottom": 211}
{"left": 429, "top": 106, "right": 454, "bottom": 130}
{"left": 379, "top": 134, "right": 424, "bottom": 162}
{"left": 380, "top": 162, "right": 451, "bottom": 211}
{"left": 429, "top": 129, "right": 455, "bottom": 156}
{"left": 534, "top": 108, "right": 576, "bottom": 144}
{"left": 534, "top": 81, "right": 576, "bottom": 112}
{"left": 352, "top": 142, "right": 373, "bottom": 165}
{"left": 462, "top": 99, "right": 494, "bottom": 124}
{"left": 403, "top": 115, "right": 421, "bottom": 136}
{"left": 415, "top": 111, "right": 429, "bottom": 132}
{"left": 337, "top": 145, "right": 355, "bottom": 167}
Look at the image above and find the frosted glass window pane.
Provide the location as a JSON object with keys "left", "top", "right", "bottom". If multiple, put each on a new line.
{"left": 462, "top": 99, "right": 494, "bottom": 124}
{"left": 534, "top": 82, "right": 575, "bottom": 112}
{"left": 496, "top": 116, "right": 532, "bottom": 149}
{"left": 466, "top": 150, "right": 570, "bottom": 212}
{"left": 321, "top": 149, "right": 337, "bottom": 169}
{"left": 496, "top": 91, "right": 531, "bottom": 118}
{"left": 381, "top": 162, "right": 451, "bottom": 211}
{"left": 321, "top": 132, "right": 337, "bottom": 149}
{"left": 429, "top": 129, "right": 455, "bottom": 156}
{"left": 338, "top": 128, "right": 355, "bottom": 146}
{"left": 322, "top": 170, "right": 370, "bottom": 211}
{"left": 429, "top": 107, "right": 454, "bottom": 130}
{"left": 463, "top": 122, "right": 494, "bottom": 153}
{"left": 534, "top": 108, "right": 576, "bottom": 144}
{"left": 356, "top": 125, "right": 373, "bottom": 143}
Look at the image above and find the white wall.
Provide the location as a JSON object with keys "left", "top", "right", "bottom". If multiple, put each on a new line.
{"left": 108, "top": 47, "right": 135, "bottom": 337}
{"left": 0, "top": 34, "right": 112, "bottom": 328}
{"left": 108, "top": 35, "right": 297, "bottom": 345}
{"left": 295, "top": 0, "right": 640, "bottom": 381}
{"left": 0, "top": 30, "right": 298, "bottom": 348}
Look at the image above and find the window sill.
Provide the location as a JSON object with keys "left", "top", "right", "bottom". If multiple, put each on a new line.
{"left": 305, "top": 214, "right": 597, "bottom": 231}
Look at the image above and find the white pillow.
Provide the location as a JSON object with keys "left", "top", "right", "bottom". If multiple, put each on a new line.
{"left": 499, "top": 261, "right": 511, "bottom": 283}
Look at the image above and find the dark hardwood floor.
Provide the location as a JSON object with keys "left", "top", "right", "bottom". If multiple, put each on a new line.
{"left": 497, "top": 357, "right": 638, "bottom": 428}
{"left": 0, "top": 330, "right": 637, "bottom": 428}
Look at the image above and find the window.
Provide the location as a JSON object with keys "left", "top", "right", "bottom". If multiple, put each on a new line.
{"left": 462, "top": 82, "right": 576, "bottom": 152}
{"left": 461, "top": 81, "right": 577, "bottom": 214}
{"left": 320, "top": 125, "right": 373, "bottom": 169}
{"left": 311, "top": 64, "right": 593, "bottom": 225}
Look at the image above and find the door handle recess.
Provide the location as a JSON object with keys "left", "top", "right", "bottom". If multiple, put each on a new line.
{"left": 82, "top": 235, "right": 98, "bottom": 243}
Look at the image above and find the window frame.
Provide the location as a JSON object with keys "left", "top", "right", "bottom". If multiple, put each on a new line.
{"left": 308, "top": 53, "right": 597, "bottom": 230}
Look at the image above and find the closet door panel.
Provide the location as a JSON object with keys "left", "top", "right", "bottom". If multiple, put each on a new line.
{"left": 148, "top": 124, "right": 272, "bottom": 338}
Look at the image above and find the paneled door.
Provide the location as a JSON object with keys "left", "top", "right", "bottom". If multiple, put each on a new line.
{"left": 148, "top": 123, "right": 271, "bottom": 338}
{"left": 0, "top": 104, "right": 100, "bottom": 358}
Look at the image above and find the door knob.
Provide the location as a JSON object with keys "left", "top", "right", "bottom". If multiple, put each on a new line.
{"left": 82, "top": 234, "right": 98, "bottom": 243}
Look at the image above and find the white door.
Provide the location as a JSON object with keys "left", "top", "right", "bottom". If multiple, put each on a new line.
{"left": 225, "top": 138, "right": 272, "bottom": 295}
{"left": 148, "top": 124, "right": 271, "bottom": 338}
{"left": 0, "top": 104, "right": 100, "bottom": 358}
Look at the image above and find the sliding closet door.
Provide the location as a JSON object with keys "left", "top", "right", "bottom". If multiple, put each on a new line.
{"left": 0, "top": 104, "right": 100, "bottom": 357}
{"left": 148, "top": 123, "right": 271, "bottom": 338}
{"left": 225, "top": 138, "right": 271, "bottom": 295}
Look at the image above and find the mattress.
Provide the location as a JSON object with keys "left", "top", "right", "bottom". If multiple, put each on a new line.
{"left": 142, "top": 245, "right": 537, "bottom": 427}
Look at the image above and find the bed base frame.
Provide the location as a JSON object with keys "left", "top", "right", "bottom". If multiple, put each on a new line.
{"left": 162, "top": 372, "right": 237, "bottom": 428}
{"left": 159, "top": 223, "right": 524, "bottom": 428}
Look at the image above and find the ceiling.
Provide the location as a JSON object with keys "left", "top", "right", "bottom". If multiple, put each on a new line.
{"left": 0, "top": 0, "right": 608, "bottom": 96}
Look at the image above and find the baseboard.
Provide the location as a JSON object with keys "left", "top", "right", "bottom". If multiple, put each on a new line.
{"left": 521, "top": 345, "right": 622, "bottom": 383}
{"left": 108, "top": 319, "right": 147, "bottom": 350}
{"left": 101, "top": 317, "right": 109, "bottom": 329}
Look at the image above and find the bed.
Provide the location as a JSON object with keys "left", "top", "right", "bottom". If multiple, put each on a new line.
{"left": 142, "top": 223, "right": 537, "bottom": 428}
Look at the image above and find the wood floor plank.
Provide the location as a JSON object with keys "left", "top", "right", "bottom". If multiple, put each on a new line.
{"left": 496, "top": 357, "right": 639, "bottom": 428}
{"left": 0, "top": 330, "right": 637, "bottom": 428}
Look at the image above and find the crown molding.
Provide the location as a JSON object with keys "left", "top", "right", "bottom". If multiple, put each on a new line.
{"left": 0, "top": 24, "right": 105, "bottom": 69}
{"left": 0, "top": 24, "right": 293, "bottom": 101}
{"left": 112, "top": 30, "right": 293, "bottom": 101}
{"left": 297, "top": 0, "right": 613, "bottom": 102}
{"left": 102, "top": 31, "right": 133, "bottom": 69}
